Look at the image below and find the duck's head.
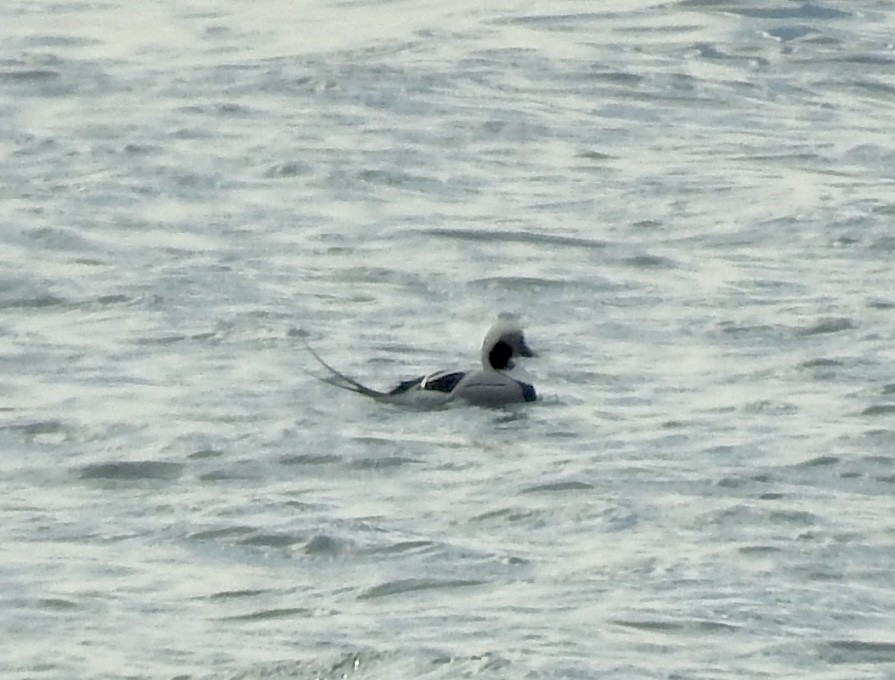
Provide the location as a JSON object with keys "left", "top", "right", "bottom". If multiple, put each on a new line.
{"left": 480, "top": 317, "right": 537, "bottom": 371}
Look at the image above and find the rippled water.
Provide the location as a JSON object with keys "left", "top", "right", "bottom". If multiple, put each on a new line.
{"left": 3, "top": 1, "right": 895, "bottom": 678}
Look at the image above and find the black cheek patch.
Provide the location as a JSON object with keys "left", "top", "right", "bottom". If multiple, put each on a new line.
{"left": 488, "top": 340, "right": 513, "bottom": 370}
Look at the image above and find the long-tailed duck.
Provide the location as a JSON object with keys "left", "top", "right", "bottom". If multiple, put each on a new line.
{"left": 304, "top": 317, "right": 538, "bottom": 407}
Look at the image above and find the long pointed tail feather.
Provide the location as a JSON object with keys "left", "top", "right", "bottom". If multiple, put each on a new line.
{"left": 302, "top": 339, "right": 389, "bottom": 399}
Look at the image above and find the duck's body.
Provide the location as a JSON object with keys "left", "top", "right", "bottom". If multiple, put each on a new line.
{"left": 305, "top": 318, "right": 538, "bottom": 408}
{"left": 386, "top": 367, "right": 537, "bottom": 407}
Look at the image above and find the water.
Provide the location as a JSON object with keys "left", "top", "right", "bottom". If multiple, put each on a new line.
{"left": 2, "top": 1, "right": 895, "bottom": 678}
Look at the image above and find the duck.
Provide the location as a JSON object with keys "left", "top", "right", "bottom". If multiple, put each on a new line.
{"left": 304, "top": 316, "right": 538, "bottom": 407}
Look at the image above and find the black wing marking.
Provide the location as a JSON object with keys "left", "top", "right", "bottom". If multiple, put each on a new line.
{"left": 388, "top": 371, "right": 466, "bottom": 396}
{"left": 388, "top": 376, "right": 425, "bottom": 396}
{"left": 421, "top": 371, "right": 466, "bottom": 393}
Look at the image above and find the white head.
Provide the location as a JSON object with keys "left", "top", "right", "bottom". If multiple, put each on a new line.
{"left": 480, "top": 316, "right": 537, "bottom": 371}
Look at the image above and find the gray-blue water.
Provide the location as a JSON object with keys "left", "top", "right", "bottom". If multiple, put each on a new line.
{"left": 3, "top": 1, "right": 895, "bottom": 678}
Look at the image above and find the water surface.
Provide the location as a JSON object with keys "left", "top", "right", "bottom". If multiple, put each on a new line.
{"left": 2, "top": 1, "right": 894, "bottom": 678}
